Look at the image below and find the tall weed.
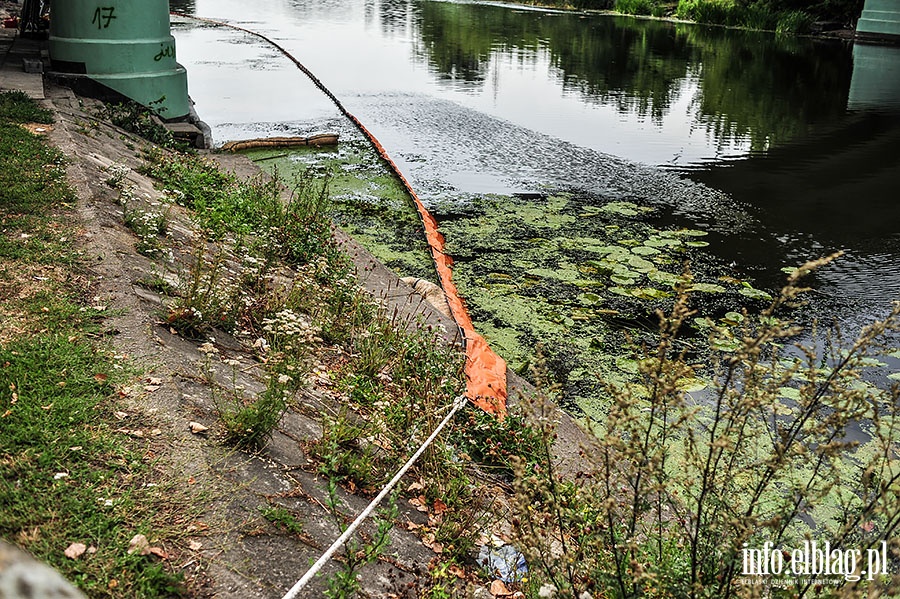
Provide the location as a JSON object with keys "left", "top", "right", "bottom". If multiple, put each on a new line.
{"left": 511, "top": 257, "right": 900, "bottom": 597}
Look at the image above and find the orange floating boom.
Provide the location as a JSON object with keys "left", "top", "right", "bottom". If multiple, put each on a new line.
{"left": 175, "top": 13, "right": 508, "bottom": 414}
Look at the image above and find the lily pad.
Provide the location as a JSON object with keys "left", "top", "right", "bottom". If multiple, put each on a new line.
{"left": 686, "top": 241, "right": 710, "bottom": 248}
{"left": 722, "top": 311, "right": 744, "bottom": 325}
{"left": 644, "top": 237, "right": 682, "bottom": 248}
{"left": 739, "top": 286, "right": 773, "bottom": 301}
{"left": 888, "top": 372, "right": 900, "bottom": 381}
{"left": 773, "top": 402, "right": 794, "bottom": 416}
{"left": 632, "top": 245, "right": 660, "bottom": 256}
{"left": 778, "top": 387, "right": 802, "bottom": 400}
{"left": 616, "top": 356, "right": 640, "bottom": 374}
{"left": 677, "top": 378, "right": 707, "bottom": 393}
{"left": 693, "top": 317, "right": 715, "bottom": 329}
{"left": 711, "top": 336, "right": 740, "bottom": 352}
{"left": 600, "top": 201, "right": 645, "bottom": 217}
{"left": 647, "top": 270, "right": 684, "bottom": 287}
{"left": 611, "top": 274, "right": 637, "bottom": 286}
{"left": 627, "top": 256, "right": 656, "bottom": 273}
{"left": 676, "top": 229, "right": 709, "bottom": 237}
{"left": 859, "top": 357, "right": 888, "bottom": 368}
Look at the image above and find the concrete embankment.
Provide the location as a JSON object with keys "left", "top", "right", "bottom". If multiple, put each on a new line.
{"left": 1, "top": 18, "right": 600, "bottom": 598}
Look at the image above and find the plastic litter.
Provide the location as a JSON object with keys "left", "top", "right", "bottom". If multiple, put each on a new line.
{"left": 478, "top": 544, "right": 527, "bottom": 583}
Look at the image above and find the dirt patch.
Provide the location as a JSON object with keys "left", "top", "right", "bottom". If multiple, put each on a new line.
{"left": 18, "top": 122, "right": 52, "bottom": 135}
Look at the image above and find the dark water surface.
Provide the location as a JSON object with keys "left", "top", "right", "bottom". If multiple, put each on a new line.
{"left": 169, "top": 0, "right": 899, "bottom": 399}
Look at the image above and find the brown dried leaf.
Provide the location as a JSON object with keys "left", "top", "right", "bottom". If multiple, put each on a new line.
{"left": 433, "top": 498, "right": 448, "bottom": 515}
{"left": 188, "top": 421, "right": 209, "bottom": 434}
{"left": 148, "top": 546, "right": 168, "bottom": 560}
{"left": 490, "top": 579, "right": 512, "bottom": 596}
{"left": 409, "top": 495, "right": 428, "bottom": 512}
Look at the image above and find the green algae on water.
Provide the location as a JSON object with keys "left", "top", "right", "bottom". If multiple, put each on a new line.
{"left": 247, "top": 142, "right": 777, "bottom": 421}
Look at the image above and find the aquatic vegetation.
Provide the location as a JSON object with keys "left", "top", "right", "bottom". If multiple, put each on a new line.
{"left": 507, "top": 263, "right": 900, "bottom": 597}
{"left": 245, "top": 142, "right": 435, "bottom": 280}
{"left": 432, "top": 191, "right": 773, "bottom": 415}
{"left": 252, "top": 144, "right": 783, "bottom": 419}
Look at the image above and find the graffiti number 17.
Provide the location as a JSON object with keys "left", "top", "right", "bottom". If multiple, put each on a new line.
{"left": 92, "top": 7, "right": 117, "bottom": 29}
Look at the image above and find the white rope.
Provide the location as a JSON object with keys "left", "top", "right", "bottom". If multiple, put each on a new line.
{"left": 280, "top": 393, "right": 469, "bottom": 599}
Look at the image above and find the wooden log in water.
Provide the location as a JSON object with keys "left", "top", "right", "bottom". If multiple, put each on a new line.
{"left": 221, "top": 133, "right": 339, "bottom": 152}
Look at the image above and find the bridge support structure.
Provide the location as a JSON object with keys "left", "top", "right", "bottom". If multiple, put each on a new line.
{"left": 857, "top": 0, "right": 900, "bottom": 40}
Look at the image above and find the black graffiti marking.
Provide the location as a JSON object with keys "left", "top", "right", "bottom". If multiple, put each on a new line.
{"left": 154, "top": 44, "right": 175, "bottom": 62}
{"left": 91, "top": 6, "right": 117, "bottom": 29}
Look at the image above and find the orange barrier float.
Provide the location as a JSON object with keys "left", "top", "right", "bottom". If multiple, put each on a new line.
{"left": 175, "top": 14, "right": 508, "bottom": 414}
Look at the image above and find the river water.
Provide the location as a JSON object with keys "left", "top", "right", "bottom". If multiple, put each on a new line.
{"left": 168, "top": 0, "right": 900, "bottom": 410}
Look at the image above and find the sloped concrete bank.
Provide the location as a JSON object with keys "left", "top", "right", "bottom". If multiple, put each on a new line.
{"left": 5, "top": 79, "right": 600, "bottom": 598}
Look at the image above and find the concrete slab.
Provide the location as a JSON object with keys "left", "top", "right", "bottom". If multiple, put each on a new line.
{"left": 0, "top": 28, "right": 45, "bottom": 99}
{"left": 0, "top": 67, "right": 43, "bottom": 98}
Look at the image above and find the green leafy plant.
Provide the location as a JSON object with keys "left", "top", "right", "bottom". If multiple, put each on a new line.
{"left": 615, "top": 0, "right": 665, "bottom": 17}
{"left": 312, "top": 407, "right": 384, "bottom": 491}
{"left": 323, "top": 485, "right": 397, "bottom": 599}
{"left": 219, "top": 371, "right": 292, "bottom": 450}
{"left": 166, "top": 244, "right": 237, "bottom": 338}
{"left": 260, "top": 505, "right": 304, "bottom": 535}
{"left": 509, "top": 257, "right": 900, "bottom": 598}
{"left": 95, "top": 100, "right": 177, "bottom": 148}
{"left": 141, "top": 151, "right": 337, "bottom": 267}
{"left": 123, "top": 204, "right": 168, "bottom": 257}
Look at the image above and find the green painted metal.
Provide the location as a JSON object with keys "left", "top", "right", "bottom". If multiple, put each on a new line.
{"left": 857, "top": 0, "right": 900, "bottom": 38}
{"left": 849, "top": 43, "right": 900, "bottom": 109}
{"left": 49, "top": 0, "right": 189, "bottom": 118}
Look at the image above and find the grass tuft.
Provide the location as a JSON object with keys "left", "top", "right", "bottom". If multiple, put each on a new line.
{"left": 0, "top": 91, "right": 53, "bottom": 124}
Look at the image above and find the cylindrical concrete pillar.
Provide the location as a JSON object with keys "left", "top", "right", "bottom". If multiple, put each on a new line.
{"left": 49, "top": 0, "right": 190, "bottom": 118}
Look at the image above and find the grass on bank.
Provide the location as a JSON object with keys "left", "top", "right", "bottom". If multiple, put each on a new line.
{"left": 608, "top": 0, "right": 861, "bottom": 33}
{"left": 137, "top": 143, "right": 554, "bottom": 594}
{"left": 0, "top": 92, "right": 195, "bottom": 598}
